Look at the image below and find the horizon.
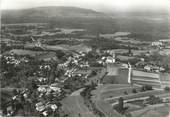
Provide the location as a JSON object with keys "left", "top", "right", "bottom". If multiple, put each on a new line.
{"left": 1, "top": 0, "right": 170, "bottom": 13}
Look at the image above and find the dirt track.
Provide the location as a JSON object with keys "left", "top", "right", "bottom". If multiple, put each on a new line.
{"left": 62, "top": 88, "right": 96, "bottom": 117}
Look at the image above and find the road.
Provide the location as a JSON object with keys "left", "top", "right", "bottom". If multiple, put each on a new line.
{"left": 62, "top": 88, "right": 96, "bottom": 117}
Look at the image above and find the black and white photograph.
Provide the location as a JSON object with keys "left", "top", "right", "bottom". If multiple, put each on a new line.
{"left": 1, "top": 0, "right": 170, "bottom": 116}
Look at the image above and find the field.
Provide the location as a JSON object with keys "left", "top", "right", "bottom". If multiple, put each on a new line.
{"left": 117, "top": 55, "right": 135, "bottom": 61}
{"left": 91, "top": 84, "right": 136, "bottom": 117}
{"left": 91, "top": 84, "right": 126, "bottom": 117}
{"left": 102, "top": 86, "right": 141, "bottom": 100}
{"left": 106, "top": 90, "right": 165, "bottom": 104}
{"left": 43, "top": 44, "right": 91, "bottom": 52}
{"left": 1, "top": 23, "right": 47, "bottom": 26}
{"left": 91, "top": 84, "right": 170, "bottom": 117}
{"left": 132, "top": 70, "right": 159, "bottom": 78}
{"left": 94, "top": 100, "right": 122, "bottom": 117}
{"left": 8, "top": 49, "right": 45, "bottom": 56}
{"left": 101, "top": 84, "right": 130, "bottom": 91}
{"left": 128, "top": 103, "right": 170, "bottom": 117}
{"left": 100, "top": 32, "right": 131, "bottom": 38}
{"left": 56, "top": 28, "right": 85, "bottom": 34}
{"left": 132, "top": 80, "right": 161, "bottom": 87}
{"left": 132, "top": 70, "right": 161, "bottom": 87}
{"left": 160, "top": 49, "right": 170, "bottom": 55}
{"left": 99, "top": 32, "right": 148, "bottom": 45}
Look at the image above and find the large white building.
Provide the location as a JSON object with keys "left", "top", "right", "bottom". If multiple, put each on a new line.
{"left": 151, "top": 41, "right": 163, "bottom": 46}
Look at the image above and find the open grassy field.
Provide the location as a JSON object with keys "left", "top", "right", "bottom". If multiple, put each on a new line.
{"left": 102, "top": 84, "right": 131, "bottom": 91}
{"left": 101, "top": 86, "right": 141, "bottom": 100}
{"left": 91, "top": 84, "right": 132, "bottom": 97}
{"left": 91, "top": 84, "right": 125, "bottom": 117}
{"left": 94, "top": 100, "right": 122, "bottom": 117}
{"left": 100, "top": 32, "right": 131, "bottom": 38}
{"left": 117, "top": 55, "right": 135, "bottom": 61}
{"left": 160, "top": 49, "right": 170, "bottom": 55}
{"left": 128, "top": 103, "right": 170, "bottom": 117}
{"left": 1, "top": 23, "right": 47, "bottom": 26}
{"left": 42, "top": 44, "right": 91, "bottom": 52}
{"left": 57, "top": 28, "right": 85, "bottom": 34}
{"left": 9, "top": 49, "right": 45, "bottom": 56}
{"left": 91, "top": 83, "right": 170, "bottom": 116}
{"left": 132, "top": 70, "right": 159, "bottom": 78}
{"left": 106, "top": 90, "right": 167, "bottom": 104}
{"left": 132, "top": 80, "right": 161, "bottom": 88}
{"left": 91, "top": 84, "right": 135, "bottom": 117}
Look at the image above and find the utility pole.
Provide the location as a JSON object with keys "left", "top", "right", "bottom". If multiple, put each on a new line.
{"left": 128, "top": 62, "right": 132, "bottom": 84}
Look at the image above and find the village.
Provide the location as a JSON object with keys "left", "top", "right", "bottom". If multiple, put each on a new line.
{"left": 1, "top": 23, "right": 170, "bottom": 117}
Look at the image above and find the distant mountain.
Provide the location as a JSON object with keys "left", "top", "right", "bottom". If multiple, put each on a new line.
{"left": 1, "top": 6, "right": 170, "bottom": 40}
{"left": 1, "top": 6, "right": 115, "bottom": 34}
{"left": 1, "top": 6, "right": 109, "bottom": 23}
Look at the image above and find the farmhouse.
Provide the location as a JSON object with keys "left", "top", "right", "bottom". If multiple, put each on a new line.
{"left": 106, "top": 56, "right": 115, "bottom": 63}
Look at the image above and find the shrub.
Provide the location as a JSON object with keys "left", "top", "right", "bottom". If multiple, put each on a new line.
{"left": 164, "top": 86, "right": 170, "bottom": 92}
{"left": 132, "top": 89, "right": 137, "bottom": 93}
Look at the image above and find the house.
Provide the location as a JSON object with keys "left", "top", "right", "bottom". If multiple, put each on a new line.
{"left": 37, "top": 86, "right": 47, "bottom": 93}
{"left": 35, "top": 102, "right": 45, "bottom": 112}
{"left": 135, "top": 61, "right": 146, "bottom": 67}
{"left": 151, "top": 41, "right": 163, "bottom": 46}
{"left": 121, "top": 63, "right": 128, "bottom": 68}
{"left": 144, "top": 65, "right": 151, "bottom": 72}
{"left": 49, "top": 86, "right": 61, "bottom": 93}
{"left": 42, "top": 111, "right": 48, "bottom": 116}
{"left": 106, "top": 56, "right": 115, "bottom": 63}
{"left": 7, "top": 105, "right": 14, "bottom": 116}
{"left": 50, "top": 104, "right": 58, "bottom": 111}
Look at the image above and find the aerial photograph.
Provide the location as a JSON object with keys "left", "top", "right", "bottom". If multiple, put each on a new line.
{"left": 0, "top": 0, "right": 170, "bottom": 117}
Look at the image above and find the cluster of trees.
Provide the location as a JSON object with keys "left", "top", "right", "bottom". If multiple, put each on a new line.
{"left": 143, "top": 52, "right": 170, "bottom": 73}
{"left": 114, "top": 97, "right": 126, "bottom": 114}
{"left": 63, "top": 76, "right": 86, "bottom": 92}
{"left": 1, "top": 43, "right": 12, "bottom": 53}
{"left": 164, "top": 86, "right": 170, "bottom": 92}
{"left": 1, "top": 53, "right": 63, "bottom": 88}
{"left": 1, "top": 58, "right": 66, "bottom": 116}
{"left": 141, "top": 85, "right": 153, "bottom": 92}
{"left": 80, "top": 84, "right": 105, "bottom": 117}
{"left": 1, "top": 55, "right": 39, "bottom": 87}
{"left": 146, "top": 95, "right": 162, "bottom": 105}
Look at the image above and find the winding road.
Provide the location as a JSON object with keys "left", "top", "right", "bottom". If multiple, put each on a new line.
{"left": 62, "top": 88, "right": 96, "bottom": 117}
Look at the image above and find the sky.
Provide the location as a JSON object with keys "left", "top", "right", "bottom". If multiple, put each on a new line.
{"left": 1, "top": 0, "right": 170, "bottom": 12}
